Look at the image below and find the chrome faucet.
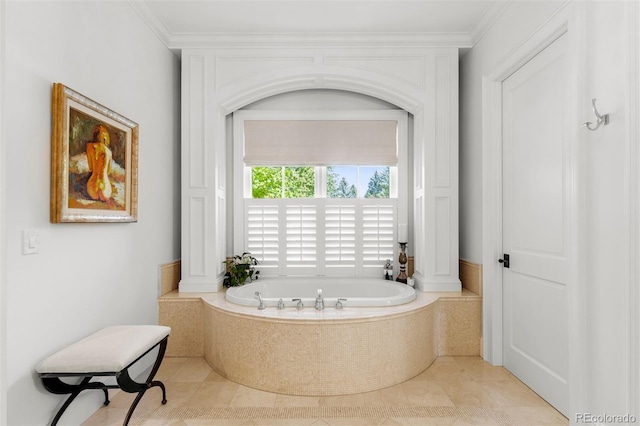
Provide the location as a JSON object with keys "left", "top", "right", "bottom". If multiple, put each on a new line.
{"left": 292, "top": 298, "right": 304, "bottom": 309}
{"left": 335, "top": 298, "right": 347, "bottom": 310}
{"left": 315, "top": 288, "right": 324, "bottom": 310}
{"left": 255, "top": 291, "right": 265, "bottom": 310}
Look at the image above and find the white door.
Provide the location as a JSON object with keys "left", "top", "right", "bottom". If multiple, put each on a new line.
{"left": 501, "top": 33, "right": 569, "bottom": 416}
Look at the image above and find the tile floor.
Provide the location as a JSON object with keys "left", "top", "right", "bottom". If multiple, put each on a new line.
{"left": 82, "top": 356, "right": 568, "bottom": 425}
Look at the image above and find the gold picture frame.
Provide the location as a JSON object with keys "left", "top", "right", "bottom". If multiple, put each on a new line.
{"left": 50, "top": 83, "right": 138, "bottom": 223}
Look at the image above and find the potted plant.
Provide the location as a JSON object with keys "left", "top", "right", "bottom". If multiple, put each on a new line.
{"left": 222, "top": 252, "right": 259, "bottom": 287}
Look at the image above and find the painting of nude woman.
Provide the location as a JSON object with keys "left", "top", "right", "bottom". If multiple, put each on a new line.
{"left": 51, "top": 83, "right": 138, "bottom": 223}
{"left": 67, "top": 111, "right": 127, "bottom": 209}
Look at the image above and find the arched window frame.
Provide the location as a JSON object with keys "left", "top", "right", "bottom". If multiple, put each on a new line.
{"left": 233, "top": 109, "right": 409, "bottom": 277}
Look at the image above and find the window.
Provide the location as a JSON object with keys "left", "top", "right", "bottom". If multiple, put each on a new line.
{"left": 251, "top": 165, "right": 391, "bottom": 199}
{"left": 251, "top": 166, "right": 315, "bottom": 198}
{"left": 234, "top": 110, "right": 408, "bottom": 278}
{"left": 327, "top": 166, "right": 390, "bottom": 198}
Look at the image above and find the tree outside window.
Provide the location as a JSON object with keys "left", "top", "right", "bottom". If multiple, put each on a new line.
{"left": 327, "top": 166, "right": 389, "bottom": 199}
{"left": 252, "top": 165, "right": 390, "bottom": 199}
{"left": 364, "top": 168, "right": 390, "bottom": 198}
{"left": 252, "top": 166, "right": 315, "bottom": 199}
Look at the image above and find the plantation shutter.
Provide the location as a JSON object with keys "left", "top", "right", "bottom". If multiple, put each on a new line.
{"left": 362, "top": 203, "right": 396, "bottom": 268}
{"left": 246, "top": 199, "right": 396, "bottom": 276}
{"left": 243, "top": 120, "right": 398, "bottom": 166}
{"left": 246, "top": 202, "right": 279, "bottom": 269}
{"left": 285, "top": 204, "right": 317, "bottom": 269}
{"left": 325, "top": 204, "right": 357, "bottom": 268}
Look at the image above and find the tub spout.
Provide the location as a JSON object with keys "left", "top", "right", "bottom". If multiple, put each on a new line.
{"left": 255, "top": 291, "right": 266, "bottom": 310}
{"left": 315, "top": 289, "right": 324, "bottom": 310}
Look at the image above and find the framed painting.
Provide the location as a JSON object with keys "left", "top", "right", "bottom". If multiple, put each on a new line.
{"left": 50, "top": 83, "right": 138, "bottom": 222}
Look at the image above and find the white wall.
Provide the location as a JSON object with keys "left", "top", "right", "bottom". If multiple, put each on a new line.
{"left": 578, "top": 1, "right": 637, "bottom": 418}
{"left": 459, "top": 1, "right": 565, "bottom": 263}
{"left": 460, "top": 0, "right": 639, "bottom": 421}
{"left": 0, "top": 1, "right": 7, "bottom": 424}
{"left": 3, "top": 2, "right": 180, "bottom": 425}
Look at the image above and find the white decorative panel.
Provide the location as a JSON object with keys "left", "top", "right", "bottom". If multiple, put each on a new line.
{"left": 214, "top": 114, "right": 226, "bottom": 191}
{"left": 434, "top": 196, "right": 451, "bottom": 275}
{"left": 215, "top": 56, "right": 315, "bottom": 91}
{"left": 414, "top": 116, "right": 425, "bottom": 190}
{"left": 413, "top": 194, "right": 425, "bottom": 276}
{"left": 189, "top": 56, "right": 206, "bottom": 188}
{"left": 180, "top": 48, "right": 459, "bottom": 292}
{"left": 325, "top": 56, "right": 427, "bottom": 90}
{"left": 435, "top": 56, "right": 451, "bottom": 187}
{"left": 216, "top": 191, "right": 226, "bottom": 277}
{"left": 189, "top": 196, "right": 207, "bottom": 276}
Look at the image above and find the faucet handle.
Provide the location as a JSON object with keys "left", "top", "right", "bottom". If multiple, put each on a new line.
{"left": 292, "top": 298, "right": 304, "bottom": 309}
{"left": 335, "top": 298, "right": 347, "bottom": 310}
{"left": 277, "top": 298, "right": 285, "bottom": 310}
{"left": 255, "top": 291, "right": 266, "bottom": 310}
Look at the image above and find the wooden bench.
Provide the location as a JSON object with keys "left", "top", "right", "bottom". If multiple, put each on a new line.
{"left": 36, "top": 325, "right": 171, "bottom": 426}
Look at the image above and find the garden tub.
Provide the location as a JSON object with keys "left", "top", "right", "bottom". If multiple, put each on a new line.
{"left": 203, "top": 277, "right": 435, "bottom": 396}
{"left": 225, "top": 277, "right": 416, "bottom": 308}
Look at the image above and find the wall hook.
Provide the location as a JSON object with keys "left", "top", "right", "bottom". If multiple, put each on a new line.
{"left": 581, "top": 98, "right": 609, "bottom": 131}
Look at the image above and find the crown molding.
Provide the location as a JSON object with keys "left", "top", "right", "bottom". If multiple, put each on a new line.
{"left": 128, "top": 0, "right": 475, "bottom": 50}
{"left": 128, "top": 0, "right": 173, "bottom": 48}
{"left": 469, "top": 1, "right": 511, "bottom": 46}
{"left": 165, "top": 32, "right": 473, "bottom": 50}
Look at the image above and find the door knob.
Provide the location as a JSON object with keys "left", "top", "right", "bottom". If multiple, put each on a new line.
{"left": 498, "top": 254, "right": 510, "bottom": 268}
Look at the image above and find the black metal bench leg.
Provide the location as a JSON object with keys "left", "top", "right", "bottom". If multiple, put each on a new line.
{"left": 141, "top": 336, "right": 168, "bottom": 403}
{"left": 41, "top": 376, "right": 115, "bottom": 425}
{"left": 117, "top": 337, "right": 169, "bottom": 425}
{"left": 42, "top": 377, "right": 98, "bottom": 426}
{"left": 102, "top": 388, "right": 110, "bottom": 406}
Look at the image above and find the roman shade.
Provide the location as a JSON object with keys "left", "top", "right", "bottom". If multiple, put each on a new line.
{"left": 243, "top": 120, "right": 398, "bottom": 166}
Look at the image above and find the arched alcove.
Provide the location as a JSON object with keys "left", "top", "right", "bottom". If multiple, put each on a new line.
{"left": 179, "top": 47, "right": 460, "bottom": 292}
{"left": 228, "top": 89, "right": 407, "bottom": 259}
{"left": 240, "top": 88, "right": 402, "bottom": 111}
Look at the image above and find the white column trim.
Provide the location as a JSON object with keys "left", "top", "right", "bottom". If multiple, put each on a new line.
{"left": 0, "top": 0, "right": 7, "bottom": 422}
{"left": 627, "top": 0, "right": 640, "bottom": 419}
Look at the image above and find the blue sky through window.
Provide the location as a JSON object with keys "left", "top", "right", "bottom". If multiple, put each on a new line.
{"left": 330, "top": 166, "right": 388, "bottom": 197}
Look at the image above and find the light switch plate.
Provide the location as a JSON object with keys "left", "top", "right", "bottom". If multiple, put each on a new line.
{"left": 22, "top": 230, "right": 39, "bottom": 255}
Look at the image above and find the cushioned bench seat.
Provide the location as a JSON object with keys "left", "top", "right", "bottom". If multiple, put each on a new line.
{"left": 36, "top": 325, "right": 171, "bottom": 426}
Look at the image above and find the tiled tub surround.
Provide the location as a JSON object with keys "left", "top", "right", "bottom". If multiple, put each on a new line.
{"left": 204, "top": 291, "right": 437, "bottom": 396}
{"left": 158, "top": 295, "right": 204, "bottom": 357}
{"left": 158, "top": 288, "right": 481, "bottom": 394}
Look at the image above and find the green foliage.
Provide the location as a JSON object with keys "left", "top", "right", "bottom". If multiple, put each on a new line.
{"left": 252, "top": 166, "right": 315, "bottom": 198}
{"left": 332, "top": 177, "right": 357, "bottom": 198}
{"left": 284, "top": 167, "right": 315, "bottom": 198}
{"left": 253, "top": 166, "right": 388, "bottom": 199}
{"left": 252, "top": 167, "right": 282, "bottom": 198}
{"left": 326, "top": 166, "right": 339, "bottom": 197}
{"left": 223, "top": 253, "right": 259, "bottom": 287}
{"left": 364, "top": 169, "right": 390, "bottom": 198}
{"left": 327, "top": 167, "right": 357, "bottom": 198}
